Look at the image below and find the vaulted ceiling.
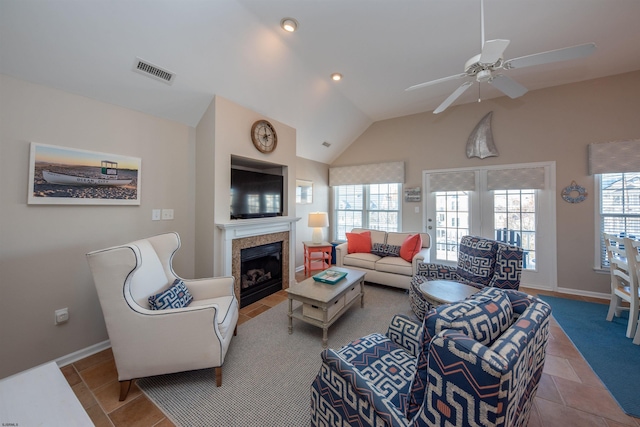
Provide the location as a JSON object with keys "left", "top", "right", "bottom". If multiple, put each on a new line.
{"left": 2, "top": 0, "right": 639, "bottom": 163}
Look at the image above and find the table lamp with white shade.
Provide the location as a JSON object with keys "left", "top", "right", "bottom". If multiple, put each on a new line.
{"left": 308, "top": 212, "right": 329, "bottom": 244}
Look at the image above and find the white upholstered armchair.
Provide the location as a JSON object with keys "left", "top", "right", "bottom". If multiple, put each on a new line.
{"left": 86, "top": 232, "right": 239, "bottom": 400}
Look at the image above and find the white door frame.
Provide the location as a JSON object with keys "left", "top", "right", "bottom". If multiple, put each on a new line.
{"left": 422, "top": 161, "right": 557, "bottom": 291}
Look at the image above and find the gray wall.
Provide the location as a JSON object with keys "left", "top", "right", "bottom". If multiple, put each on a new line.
{"left": 332, "top": 70, "right": 640, "bottom": 296}
{"left": 294, "top": 157, "right": 330, "bottom": 268}
{"left": 0, "top": 75, "right": 322, "bottom": 378}
{"left": 0, "top": 75, "right": 196, "bottom": 378}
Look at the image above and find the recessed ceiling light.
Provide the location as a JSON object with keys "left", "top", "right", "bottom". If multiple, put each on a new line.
{"left": 331, "top": 73, "right": 343, "bottom": 81}
{"left": 280, "top": 18, "right": 298, "bottom": 32}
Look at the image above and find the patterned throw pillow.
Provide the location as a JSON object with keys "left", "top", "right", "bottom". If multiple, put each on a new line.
{"left": 371, "top": 243, "right": 401, "bottom": 257}
{"left": 148, "top": 279, "right": 193, "bottom": 310}
{"left": 405, "top": 287, "right": 514, "bottom": 420}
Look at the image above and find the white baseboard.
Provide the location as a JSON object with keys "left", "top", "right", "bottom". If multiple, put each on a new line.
{"left": 554, "top": 287, "right": 610, "bottom": 301}
{"left": 520, "top": 282, "right": 610, "bottom": 301}
{"left": 55, "top": 340, "right": 111, "bottom": 368}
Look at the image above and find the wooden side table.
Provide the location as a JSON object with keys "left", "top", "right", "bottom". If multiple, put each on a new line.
{"left": 304, "top": 241, "right": 332, "bottom": 276}
{"left": 419, "top": 280, "right": 478, "bottom": 307}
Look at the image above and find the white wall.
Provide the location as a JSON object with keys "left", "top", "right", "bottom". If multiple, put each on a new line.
{"left": 0, "top": 74, "right": 196, "bottom": 378}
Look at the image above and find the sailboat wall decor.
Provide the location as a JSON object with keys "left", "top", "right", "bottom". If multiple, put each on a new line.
{"left": 466, "top": 111, "right": 498, "bottom": 159}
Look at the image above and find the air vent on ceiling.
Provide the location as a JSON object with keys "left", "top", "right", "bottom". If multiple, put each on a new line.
{"left": 132, "top": 57, "right": 176, "bottom": 85}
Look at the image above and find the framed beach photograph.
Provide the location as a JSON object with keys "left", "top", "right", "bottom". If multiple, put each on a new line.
{"left": 28, "top": 142, "right": 141, "bottom": 205}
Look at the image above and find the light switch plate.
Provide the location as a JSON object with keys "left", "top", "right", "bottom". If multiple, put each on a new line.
{"left": 152, "top": 209, "right": 161, "bottom": 221}
{"left": 161, "top": 209, "right": 174, "bottom": 220}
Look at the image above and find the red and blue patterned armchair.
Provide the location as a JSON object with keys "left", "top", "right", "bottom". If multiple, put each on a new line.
{"left": 311, "top": 287, "right": 551, "bottom": 427}
{"left": 409, "top": 235, "right": 523, "bottom": 319}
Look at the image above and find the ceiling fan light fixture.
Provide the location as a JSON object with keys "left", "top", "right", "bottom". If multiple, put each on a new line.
{"left": 331, "top": 73, "right": 343, "bottom": 81}
{"left": 476, "top": 69, "right": 492, "bottom": 82}
{"left": 280, "top": 18, "right": 298, "bottom": 32}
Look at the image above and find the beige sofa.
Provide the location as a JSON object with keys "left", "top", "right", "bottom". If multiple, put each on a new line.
{"left": 335, "top": 228, "right": 430, "bottom": 290}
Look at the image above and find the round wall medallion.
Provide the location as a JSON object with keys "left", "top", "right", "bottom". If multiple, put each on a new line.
{"left": 251, "top": 120, "right": 277, "bottom": 153}
{"left": 562, "top": 181, "right": 588, "bottom": 203}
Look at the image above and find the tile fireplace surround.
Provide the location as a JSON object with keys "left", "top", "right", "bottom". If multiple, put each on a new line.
{"left": 216, "top": 216, "right": 300, "bottom": 304}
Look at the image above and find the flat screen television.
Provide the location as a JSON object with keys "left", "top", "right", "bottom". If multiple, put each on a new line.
{"left": 230, "top": 168, "right": 284, "bottom": 219}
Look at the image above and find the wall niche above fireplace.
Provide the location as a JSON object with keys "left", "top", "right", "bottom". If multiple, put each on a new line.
{"left": 230, "top": 155, "right": 287, "bottom": 221}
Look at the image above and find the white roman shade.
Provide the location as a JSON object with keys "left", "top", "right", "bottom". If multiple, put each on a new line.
{"left": 329, "top": 161, "right": 404, "bottom": 186}
{"left": 428, "top": 171, "right": 476, "bottom": 192}
{"left": 589, "top": 139, "right": 640, "bottom": 174}
{"left": 487, "top": 167, "right": 546, "bottom": 190}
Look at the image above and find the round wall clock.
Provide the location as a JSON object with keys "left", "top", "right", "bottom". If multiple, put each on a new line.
{"left": 251, "top": 120, "right": 277, "bottom": 153}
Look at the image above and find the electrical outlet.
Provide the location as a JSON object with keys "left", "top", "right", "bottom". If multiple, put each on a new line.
{"left": 55, "top": 308, "right": 69, "bottom": 325}
{"left": 161, "top": 209, "right": 174, "bottom": 220}
{"left": 152, "top": 209, "right": 161, "bottom": 221}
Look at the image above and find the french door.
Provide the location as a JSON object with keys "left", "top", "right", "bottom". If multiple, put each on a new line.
{"left": 423, "top": 162, "right": 557, "bottom": 290}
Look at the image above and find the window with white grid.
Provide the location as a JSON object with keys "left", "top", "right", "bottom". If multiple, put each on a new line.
{"left": 334, "top": 183, "right": 401, "bottom": 240}
{"left": 494, "top": 189, "right": 537, "bottom": 270}
{"left": 598, "top": 172, "right": 640, "bottom": 268}
{"left": 434, "top": 191, "right": 469, "bottom": 262}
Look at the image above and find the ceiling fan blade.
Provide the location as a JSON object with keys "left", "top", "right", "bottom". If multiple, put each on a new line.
{"left": 433, "top": 81, "right": 474, "bottom": 114}
{"left": 504, "top": 42, "right": 596, "bottom": 69}
{"left": 479, "top": 39, "right": 510, "bottom": 64}
{"left": 488, "top": 74, "right": 528, "bottom": 98}
{"left": 405, "top": 73, "right": 468, "bottom": 92}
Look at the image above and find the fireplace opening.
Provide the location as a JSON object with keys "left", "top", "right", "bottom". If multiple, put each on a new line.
{"left": 240, "top": 241, "right": 283, "bottom": 308}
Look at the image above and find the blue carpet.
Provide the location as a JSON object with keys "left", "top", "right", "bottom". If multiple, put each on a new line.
{"left": 540, "top": 296, "right": 640, "bottom": 417}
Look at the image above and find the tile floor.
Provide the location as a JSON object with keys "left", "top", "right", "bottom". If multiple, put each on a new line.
{"left": 60, "top": 274, "right": 640, "bottom": 426}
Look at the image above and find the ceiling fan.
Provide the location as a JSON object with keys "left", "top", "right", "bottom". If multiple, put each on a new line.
{"left": 406, "top": 0, "right": 596, "bottom": 114}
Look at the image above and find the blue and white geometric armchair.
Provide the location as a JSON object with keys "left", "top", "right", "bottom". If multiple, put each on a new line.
{"left": 409, "top": 235, "right": 524, "bottom": 319}
{"left": 311, "top": 287, "right": 551, "bottom": 427}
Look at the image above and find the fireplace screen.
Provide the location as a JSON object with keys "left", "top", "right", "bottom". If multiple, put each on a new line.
{"left": 240, "top": 241, "right": 283, "bottom": 308}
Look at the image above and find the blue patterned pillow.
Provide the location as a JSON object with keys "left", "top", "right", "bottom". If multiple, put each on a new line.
{"left": 148, "top": 279, "right": 193, "bottom": 310}
{"left": 405, "top": 287, "right": 514, "bottom": 420}
{"left": 371, "top": 242, "right": 401, "bottom": 257}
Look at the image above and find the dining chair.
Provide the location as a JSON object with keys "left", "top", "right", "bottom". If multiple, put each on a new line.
{"left": 604, "top": 233, "right": 639, "bottom": 341}
{"left": 624, "top": 237, "right": 640, "bottom": 345}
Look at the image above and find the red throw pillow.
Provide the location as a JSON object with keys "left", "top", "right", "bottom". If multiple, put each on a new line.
{"left": 346, "top": 231, "right": 372, "bottom": 254}
{"left": 400, "top": 234, "right": 422, "bottom": 262}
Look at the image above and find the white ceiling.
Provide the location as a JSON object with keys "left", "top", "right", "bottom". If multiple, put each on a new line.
{"left": 2, "top": 0, "right": 639, "bottom": 163}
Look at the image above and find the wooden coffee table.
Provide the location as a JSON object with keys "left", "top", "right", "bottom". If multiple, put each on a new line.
{"left": 419, "top": 279, "right": 478, "bottom": 307}
{"left": 286, "top": 267, "right": 365, "bottom": 348}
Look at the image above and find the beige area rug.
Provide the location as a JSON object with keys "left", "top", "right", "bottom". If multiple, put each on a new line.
{"left": 137, "top": 283, "right": 415, "bottom": 426}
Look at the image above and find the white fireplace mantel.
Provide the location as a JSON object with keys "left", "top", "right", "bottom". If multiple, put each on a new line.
{"left": 216, "top": 216, "right": 300, "bottom": 276}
